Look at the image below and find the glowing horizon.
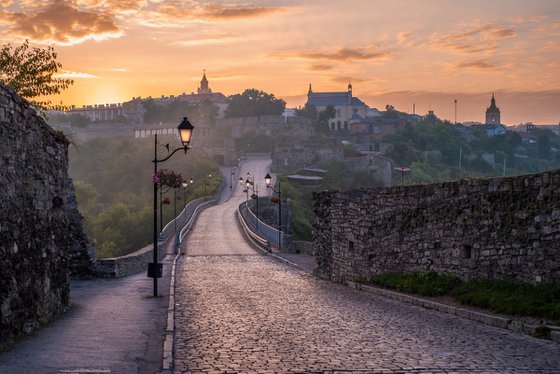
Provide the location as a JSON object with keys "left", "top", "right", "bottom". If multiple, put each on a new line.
{"left": 1, "top": 0, "right": 559, "bottom": 125}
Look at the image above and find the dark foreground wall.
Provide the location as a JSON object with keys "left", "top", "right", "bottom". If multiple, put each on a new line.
{"left": 313, "top": 171, "right": 560, "bottom": 284}
{"left": 0, "top": 84, "right": 93, "bottom": 350}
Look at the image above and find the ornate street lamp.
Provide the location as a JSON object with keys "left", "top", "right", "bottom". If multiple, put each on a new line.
{"left": 265, "top": 172, "right": 282, "bottom": 252}
{"left": 150, "top": 117, "right": 194, "bottom": 297}
{"left": 245, "top": 173, "right": 259, "bottom": 232}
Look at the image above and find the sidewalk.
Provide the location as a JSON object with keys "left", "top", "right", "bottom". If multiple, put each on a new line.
{"left": 0, "top": 254, "right": 174, "bottom": 374}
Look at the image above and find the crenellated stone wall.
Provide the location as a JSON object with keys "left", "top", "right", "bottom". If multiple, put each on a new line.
{"left": 313, "top": 171, "right": 560, "bottom": 285}
{"left": 0, "top": 83, "right": 94, "bottom": 350}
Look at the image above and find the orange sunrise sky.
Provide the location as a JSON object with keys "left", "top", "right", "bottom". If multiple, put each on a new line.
{"left": 1, "top": 0, "right": 559, "bottom": 125}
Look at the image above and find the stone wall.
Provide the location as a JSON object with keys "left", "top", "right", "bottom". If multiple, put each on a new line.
{"left": 313, "top": 171, "right": 560, "bottom": 285}
{"left": 67, "top": 179, "right": 96, "bottom": 278}
{"left": 0, "top": 84, "right": 92, "bottom": 349}
{"left": 95, "top": 243, "right": 164, "bottom": 278}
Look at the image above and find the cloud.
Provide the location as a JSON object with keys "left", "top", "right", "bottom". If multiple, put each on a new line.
{"left": 288, "top": 45, "right": 393, "bottom": 62}
{"left": 0, "top": 1, "right": 122, "bottom": 45}
{"left": 452, "top": 60, "right": 497, "bottom": 71}
{"left": 201, "top": 4, "right": 284, "bottom": 20}
{"left": 76, "top": 0, "right": 147, "bottom": 15}
{"left": 54, "top": 69, "right": 96, "bottom": 78}
{"left": 429, "top": 23, "right": 516, "bottom": 55}
{"left": 141, "top": 1, "right": 285, "bottom": 27}
{"left": 331, "top": 76, "right": 365, "bottom": 84}
{"left": 397, "top": 31, "right": 414, "bottom": 45}
{"left": 0, "top": 0, "right": 13, "bottom": 7}
{"left": 176, "top": 34, "right": 243, "bottom": 46}
{"left": 510, "top": 15, "right": 548, "bottom": 24}
{"left": 111, "top": 67, "right": 129, "bottom": 72}
{"left": 308, "top": 64, "right": 332, "bottom": 71}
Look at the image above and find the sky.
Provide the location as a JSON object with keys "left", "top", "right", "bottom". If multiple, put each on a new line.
{"left": 0, "top": 0, "right": 559, "bottom": 125}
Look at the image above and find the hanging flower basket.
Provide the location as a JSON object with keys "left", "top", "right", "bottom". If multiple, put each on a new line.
{"left": 153, "top": 169, "right": 183, "bottom": 188}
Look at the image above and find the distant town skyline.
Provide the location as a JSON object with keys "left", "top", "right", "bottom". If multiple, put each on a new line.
{"left": 0, "top": 0, "right": 559, "bottom": 124}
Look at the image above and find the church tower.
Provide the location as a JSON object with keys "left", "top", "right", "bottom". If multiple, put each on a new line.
{"left": 197, "top": 70, "right": 212, "bottom": 94}
{"left": 485, "top": 93, "right": 501, "bottom": 125}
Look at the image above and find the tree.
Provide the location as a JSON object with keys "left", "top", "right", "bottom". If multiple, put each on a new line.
{"left": 294, "top": 102, "right": 317, "bottom": 120}
{"left": 69, "top": 113, "right": 90, "bottom": 127}
{"left": 0, "top": 40, "right": 73, "bottom": 109}
{"left": 225, "top": 88, "right": 286, "bottom": 118}
{"left": 383, "top": 104, "right": 398, "bottom": 119}
{"left": 315, "top": 105, "right": 335, "bottom": 135}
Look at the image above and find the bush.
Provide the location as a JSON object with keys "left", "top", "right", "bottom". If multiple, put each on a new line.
{"left": 370, "top": 271, "right": 462, "bottom": 297}
{"left": 451, "top": 278, "right": 560, "bottom": 323}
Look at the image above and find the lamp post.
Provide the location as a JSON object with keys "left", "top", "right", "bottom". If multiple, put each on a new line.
{"left": 182, "top": 178, "right": 193, "bottom": 207}
{"left": 204, "top": 172, "right": 212, "bottom": 201}
{"left": 265, "top": 173, "right": 282, "bottom": 252}
{"left": 245, "top": 173, "right": 259, "bottom": 232}
{"left": 151, "top": 117, "right": 194, "bottom": 297}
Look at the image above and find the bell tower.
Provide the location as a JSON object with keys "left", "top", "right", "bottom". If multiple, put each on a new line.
{"left": 485, "top": 93, "right": 501, "bottom": 125}
{"left": 197, "top": 69, "right": 212, "bottom": 94}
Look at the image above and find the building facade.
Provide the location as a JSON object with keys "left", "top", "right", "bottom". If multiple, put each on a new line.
{"left": 306, "top": 83, "right": 368, "bottom": 133}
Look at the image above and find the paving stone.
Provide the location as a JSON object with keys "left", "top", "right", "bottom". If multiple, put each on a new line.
{"left": 173, "top": 160, "right": 560, "bottom": 373}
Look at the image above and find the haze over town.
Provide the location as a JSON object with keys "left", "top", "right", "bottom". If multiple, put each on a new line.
{"left": 0, "top": 0, "right": 559, "bottom": 124}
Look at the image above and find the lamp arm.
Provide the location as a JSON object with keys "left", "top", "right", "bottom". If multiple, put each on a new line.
{"left": 153, "top": 145, "right": 189, "bottom": 164}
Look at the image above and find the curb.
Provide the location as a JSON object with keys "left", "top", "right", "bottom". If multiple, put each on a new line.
{"left": 161, "top": 253, "right": 180, "bottom": 372}
{"left": 346, "top": 281, "right": 560, "bottom": 344}
{"left": 268, "top": 252, "right": 302, "bottom": 269}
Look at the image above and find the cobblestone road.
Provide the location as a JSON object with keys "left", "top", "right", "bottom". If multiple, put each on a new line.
{"left": 174, "top": 159, "right": 560, "bottom": 374}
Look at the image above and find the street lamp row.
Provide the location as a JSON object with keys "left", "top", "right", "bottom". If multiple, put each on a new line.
{"left": 240, "top": 172, "right": 283, "bottom": 252}
{"left": 265, "top": 173, "right": 282, "bottom": 252}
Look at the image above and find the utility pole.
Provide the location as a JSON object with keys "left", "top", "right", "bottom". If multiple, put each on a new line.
{"left": 454, "top": 99, "right": 457, "bottom": 124}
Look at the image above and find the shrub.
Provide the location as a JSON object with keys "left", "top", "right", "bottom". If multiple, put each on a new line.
{"left": 370, "top": 271, "right": 462, "bottom": 297}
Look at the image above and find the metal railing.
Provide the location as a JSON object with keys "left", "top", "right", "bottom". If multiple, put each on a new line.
{"left": 238, "top": 200, "right": 284, "bottom": 250}
{"left": 160, "top": 178, "right": 226, "bottom": 246}
{"left": 159, "top": 197, "right": 206, "bottom": 242}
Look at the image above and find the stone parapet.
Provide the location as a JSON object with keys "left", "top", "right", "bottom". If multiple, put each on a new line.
{"left": 313, "top": 171, "right": 560, "bottom": 285}
{"left": 95, "top": 243, "right": 167, "bottom": 278}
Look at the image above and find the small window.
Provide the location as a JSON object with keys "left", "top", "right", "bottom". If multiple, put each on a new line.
{"left": 348, "top": 241, "right": 355, "bottom": 251}
{"left": 463, "top": 244, "right": 472, "bottom": 259}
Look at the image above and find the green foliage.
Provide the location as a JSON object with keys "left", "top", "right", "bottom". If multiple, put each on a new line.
{"left": 383, "top": 104, "right": 399, "bottom": 119}
{"left": 342, "top": 143, "right": 361, "bottom": 158}
{"left": 369, "top": 272, "right": 560, "bottom": 323}
{"left": 225, "top": 88, "right": 286, "bottom": 118}
{"left": 370, "top": 271, "right": 462, "bottom": 296}
{"left": 68, "top": 113, "right": 90, "bottom": 127}
{"left": 294, "top": 102, "right": 317, "bottom": 120}
{"left": 70, "top": 137, "right": 220, "bottom": 258}
{"left": 451, "top": 278, "right": 560, "bottom": 323}
{"left": 0, "top": 40, "right": 73, "bottom": 109}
